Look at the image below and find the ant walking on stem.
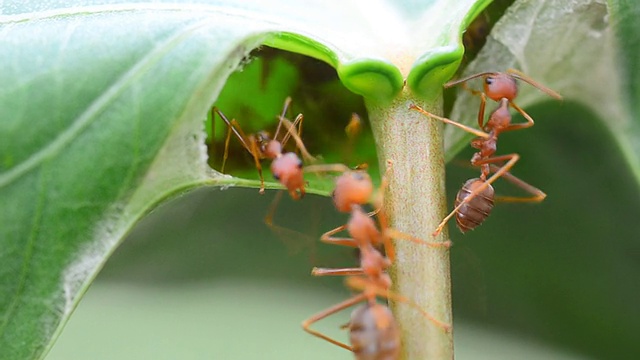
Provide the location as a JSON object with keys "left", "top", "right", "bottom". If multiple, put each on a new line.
{"left": 301, "top": 161, "right": 451, "bottom": 358}
{"left": 212, "top": 97, "right": 315, "bottom": 199}
{"left": 410, "top": 69, "right": 562, "bottom": 236}
{"left": 303, "top": 161, "right": 451, "bottom": 264}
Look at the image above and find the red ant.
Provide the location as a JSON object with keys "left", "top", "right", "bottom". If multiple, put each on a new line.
{"left": 444, "top": 68, "right": 562, "bottom": 126}
{"left": 410, "top": 69, "right": 561, "bottom": 236}
{"left": 212, "top": 97, "right": 315, "bottom": 199}
{"left": 303, "top": 162, "right": 451, "bottom": 262}
{"left": 301, "top": 162, "right": 451, "bottom": 357}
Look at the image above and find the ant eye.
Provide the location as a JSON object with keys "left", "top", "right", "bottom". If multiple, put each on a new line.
{"left": 485, "top": 77, "right": 494, "bottom": 85}
{"left": 352, "top": 173, "right": 364, "bottom": 181}
{"left": 297, "top": 159, "right": 303, "bottom": 169}
{"left": 273, "top": 173, "right": 280, "bottom": 181}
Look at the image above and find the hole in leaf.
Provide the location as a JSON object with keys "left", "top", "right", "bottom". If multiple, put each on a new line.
{"left": 207, "top": 46, "right": 379, "bottom": 194}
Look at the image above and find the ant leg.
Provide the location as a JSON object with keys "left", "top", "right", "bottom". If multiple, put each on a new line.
{"left": 432, "top": 154, "right": 520, "bottom": 236}
{"left": 292, "top": 112, "right": 305, "bottom": 160}
{"left": 312, "top": 267, "right": 365, "bottom": 276}
{"left": 212, "top": 107, "right": 264, "bottom": 186}
{"left": 504, "top": 101, "right": 535, "bottom": 131}
{"left": 212, "top": 107, "right": 252, "bottom": 152}
{"left": 345, "top": 277, "right": 452, "bottom": 332}
{"left": 212, "top": 107, "right": 248, "bottom": 172}
{"left": 304, "top": 164, "right": 351, "bottom": 174}
{"left": 279, "top": 114, "right": 302, "bottom": 149}
{"left": 264, "top": 190, "right": 284, "bottom": 226}
{"left": 321, "top": 224, "right": 357, "bottom": 248}
{"left": 374, "top": 159, "right": 393, "bottom": 209}
{"left": 373, "top": 160, "right": 398, "bottom": 261}
{"left": 280, "top": 115, "right": 316, "bottom": 163}
{"left": 488, "top": 164, "right": 546, "bottom": 203}
{"left": 220, "top": 119, "right": 242, "bottom": 173}
{"left": 477, "top": 92, "right": 487, "bottom": 129}
{"left": 409, "top": 104, "right": 490, "bottom": 139}
{"left": 318, "top": 204, "right": 382, "bottom": 248}
{"left": 302, "top": 293, "right": 368, "bottom": 352}
{"left": 384, "top": 228, "right": 452, "bottom": 249}
{"left": 458, "top": 80, "right": 486, "bottom": 101}
{"left": 217, "top": 117, "right": 233, "bottom": 173}
{"left": 272, "top": 96, "right": 293, "bottom": 141}
{"left": 247, "top": 138, "right": 266, "bottom": 194}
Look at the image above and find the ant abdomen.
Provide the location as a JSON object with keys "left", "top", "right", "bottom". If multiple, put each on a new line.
{"left": 455, "top": 178, "right": 495, "bottom": 233}
{"left": 349, "top": 303, "right": 400, "bottom": 360}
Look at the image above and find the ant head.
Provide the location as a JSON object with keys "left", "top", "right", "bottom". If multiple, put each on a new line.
{"left": 483, "top": 73, "right": 517, "bottom": 102}
{"left": 332, "top": 170, "right": 373, "bottom": 213}
{"left": 271, "top": 152, "right": 304, "bottom": 192}
{"left": 256, "top": 131, "right": 273, "bottom": 152}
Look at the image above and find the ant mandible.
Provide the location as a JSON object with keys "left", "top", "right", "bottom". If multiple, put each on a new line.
{"left": 212, "top": 97, "right": 315, "bottom": 199}
{"left": 410, "top": 69, "right": 561, "bottom": 236}
{"left": 301, "top": 161, "right": 451, "bottom": 358}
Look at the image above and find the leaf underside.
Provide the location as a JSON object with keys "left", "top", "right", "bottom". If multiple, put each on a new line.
{"left": 0, "top": 1, "right": 491, "bottom": 359}
{"left": 2, "top": 0, "right": 639, "bottom": 358}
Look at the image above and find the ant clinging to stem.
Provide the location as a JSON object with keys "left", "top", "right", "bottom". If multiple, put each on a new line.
{"left": 410, "top": 68, "right": 562, "bottom": 236}
{"left": 212, "top": 97, "right": 316, "bottom": 199}
{"left": 301, "top": 161, "right": 451, "bottom": 358}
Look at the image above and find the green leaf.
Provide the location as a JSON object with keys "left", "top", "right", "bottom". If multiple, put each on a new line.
{"left": 444, "top": 0, "right": 640, "bottom": 187}
{"left": 0, "top": 8, "right": 268, "bottom": 359}
{"left": 0, "top": 1, "right": 494, "bottom": 358}
{"left": 608, "top": 0, "right": 640, "bottom": 180}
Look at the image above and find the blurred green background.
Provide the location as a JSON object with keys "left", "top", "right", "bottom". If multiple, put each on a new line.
{"left": 47, "top": 48, "right": 640, "bottom": 359}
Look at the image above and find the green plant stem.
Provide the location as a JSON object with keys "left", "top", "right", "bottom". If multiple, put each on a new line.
{"left": 367, "top": 88, "right": 453, "bottom": 359}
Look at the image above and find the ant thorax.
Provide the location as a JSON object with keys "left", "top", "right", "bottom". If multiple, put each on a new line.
{"left": 486, "top": 99, "right": 512, "bottom": 131}
{"left": 347, "top": 206, "right": 379, "bottom": 247}
{"left": 262, "top": 138, "right": 282, "bottom": 159}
